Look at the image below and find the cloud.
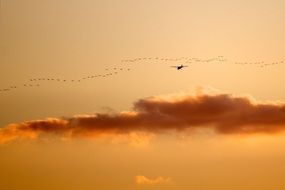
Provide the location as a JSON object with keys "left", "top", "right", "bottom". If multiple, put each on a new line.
{"left": 134, "top": 175, "right": 171, "bottom": 185}
{"left": 1, "top": 91, "right": 285, "bottom": 143}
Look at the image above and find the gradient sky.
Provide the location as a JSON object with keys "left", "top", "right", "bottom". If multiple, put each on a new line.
{"left": 1, "top": 0, "right": 285, "bottom": 189}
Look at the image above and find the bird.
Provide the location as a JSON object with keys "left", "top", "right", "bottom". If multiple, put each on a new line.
{"left": 171, "top": 64, "right": 188, "bottom": 70}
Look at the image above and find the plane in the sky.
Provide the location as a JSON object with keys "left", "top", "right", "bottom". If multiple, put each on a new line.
{"left": 171, "top": 64, "right": 188, "bottom": 70}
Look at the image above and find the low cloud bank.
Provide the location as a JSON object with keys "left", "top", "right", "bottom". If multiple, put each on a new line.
{"left": 1, "top": 92, "right": 285, "bottom": 143}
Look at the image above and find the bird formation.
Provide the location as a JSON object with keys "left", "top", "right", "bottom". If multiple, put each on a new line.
{"left": 122, "top": 56, "right": 285, "bottom": 68}
{"left": 0, "top": 84, "right": 40, "bottom": 93}
{"left": 1, "top": 56, "right": 285, "bottom": 94}
{"left": 122, "top": 56, "right": 227, "bottom": 63}
{"left": 0, "top": 67, "right": 131, "bottom": 94}
{"left": 234, "top": 61, "right": 285, "bottom": 67}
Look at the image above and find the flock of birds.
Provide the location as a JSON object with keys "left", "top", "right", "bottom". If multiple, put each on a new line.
{"left": 0, "top": 67, "right": 131, "bottom": 94}
{"left": 1, "top": 55, "right": 285, "bottom": 94}
{"left": 122, "top": 56, "right": 285, "bottom": 68}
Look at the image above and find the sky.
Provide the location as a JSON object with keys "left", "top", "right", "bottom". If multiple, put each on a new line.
{"left": 1, "top": 0, "right": 285, "bottom": 189}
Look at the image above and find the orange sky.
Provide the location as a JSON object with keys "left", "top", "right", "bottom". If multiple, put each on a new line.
{"left": 1, "top": 0, "right": 285, "bottom": 189}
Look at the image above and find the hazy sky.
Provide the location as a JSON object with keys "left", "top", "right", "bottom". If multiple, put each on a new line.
{"left": 1, "top": 0, "right": 285, "bottom": 189}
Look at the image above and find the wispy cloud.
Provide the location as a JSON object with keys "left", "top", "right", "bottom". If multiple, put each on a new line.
{"left": 134, "top": 175, "right": 171, "bottom": 185}
{"left": 1, "top": 91, "right": 285, "bottom": 143}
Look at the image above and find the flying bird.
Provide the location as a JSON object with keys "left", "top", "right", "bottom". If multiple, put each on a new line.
{"left": 171, "top": 64, "right": 188, "bottom": 70}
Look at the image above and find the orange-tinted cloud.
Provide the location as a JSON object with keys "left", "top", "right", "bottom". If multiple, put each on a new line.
{"left": 134, "top": 175, "right": 171, "bottom": 185}
{"left": 1, "top": 92, "right": 285, "bottom": 143}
